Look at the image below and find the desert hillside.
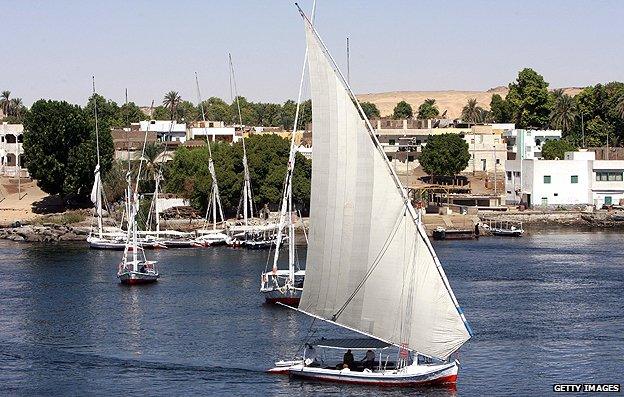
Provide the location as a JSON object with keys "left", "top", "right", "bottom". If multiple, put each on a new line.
{"left": 356, "top": 87, "right": 583, "bottom": 119}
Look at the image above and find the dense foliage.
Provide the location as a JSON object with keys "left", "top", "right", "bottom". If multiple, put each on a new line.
{"left": 541, "top": 139, "right": 577, "bottom": 160}
{"left": 417, "top": 98, "right": 439, "bottom": 119}
{"left": 165, "top": 135, "right": 311, "bottom": 216}
{"left": 419, "top": 133, "right": 470, "bottom": 177}
{"left": 393, "top": 100, "right": 413, "bottom": 119}
{"left": 361, "top": 102, "right": 380, "bottom": 119}
{"left": 490, "top": 69, "right": 624, "bottom": 147}
{"left": 23, "top": 99, "right": 114, "bottom": 197}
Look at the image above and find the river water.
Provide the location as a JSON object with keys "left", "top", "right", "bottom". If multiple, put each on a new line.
{"left": 0, "top": 231, "right": 622, "bottom": 396}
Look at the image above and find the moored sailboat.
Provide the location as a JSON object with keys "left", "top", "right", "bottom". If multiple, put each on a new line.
{"left": 193, "top": 72, "right": 231, "bottom": 247}
{"left": 270, "top": 8, "right": 472, "bottom": 387}
{"left": 260, "top": 33, "right": 309, "bottom": 306}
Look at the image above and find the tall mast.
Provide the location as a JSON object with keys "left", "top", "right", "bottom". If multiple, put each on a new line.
{"left": 92, "top": 76, "right": 103, "bottom": 238}
{"left": 229, "top": 53, "right": 253, "bottom": 225}
{"left": 196, "top": 72, "right": 225, "bottom": 230}
{"left": 271, "top": 0, "right": 315, "bottom": 279}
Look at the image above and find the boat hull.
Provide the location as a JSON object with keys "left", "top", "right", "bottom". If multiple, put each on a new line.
{"left": 117, "top": 271, "right": 159, "bottom": 285}
{"left": 262, "top": 287, "right": 302, "bottom": 306}
{"left": 88, "top": 237, "right": 126, "bottom": 250}
{"left": 288, "top": 361, "right": 458, "bottom": 387}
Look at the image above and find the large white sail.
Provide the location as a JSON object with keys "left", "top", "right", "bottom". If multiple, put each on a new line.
{"left": 299, "top": 20, "right": 471, "bottom": 360}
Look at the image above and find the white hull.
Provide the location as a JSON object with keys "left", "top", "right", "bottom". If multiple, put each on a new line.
{"left": 88, "top": 236, "right": 126, "bottom": 250}
{"left": 287, "top": 361, "right": 459, "bottom": 387}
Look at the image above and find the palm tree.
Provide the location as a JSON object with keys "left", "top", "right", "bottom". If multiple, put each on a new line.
{"left": 550, "top": 94, "right": 577, "bottom": 132}
{"left": 9, "top": 98, "right": 23, "bottom": 118}
{"left": 461, "top": 98, "right": 481, "bottom": 124}
{"left": 163, "top": 91, "right": 181, "bottom": 120}
{"left": 616, "top": 96, "right": 624, "bottom": 120}
{"left": 0, "top": 91, "right": 10, "bottom": 115}
{"left": 142, "top": 142, "right": 165, "bottom": 181}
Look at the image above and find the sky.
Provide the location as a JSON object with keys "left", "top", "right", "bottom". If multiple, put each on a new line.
{"left": 2, "top": 0, "right": 624, "bottom": 107}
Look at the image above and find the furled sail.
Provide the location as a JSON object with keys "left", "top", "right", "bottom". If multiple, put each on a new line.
{"left": 90, "top": 164, "right": 102, "bottom": 216}
{"left": 299, "top": 19, "right": 471, "bottom": 360}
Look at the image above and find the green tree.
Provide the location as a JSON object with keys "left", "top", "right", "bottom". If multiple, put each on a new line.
{"left": 152, "top": 106, "right": 170, "bottom": 120}
{"left": 198, "top": 97, "right": 231, "bottom": 122}
{"left": 417, "top": 98, "right": 439, "bottom": 119}
{"left": 163, "top": 91, "right": 181, "bottom": 119}
{"left": 461, "top": 98, "right": 484, "bottom": 124}
{"left": 361, "top": 102, "right": 380, "bottom": 119}
{"left": 85, "top": 94, "right": 122, "bottom": 127}
{"left": 541, "top": 139, "right": 576, "bottom": 160}
{"left": 23, "top": 100, "right": 113, "bottom": 198}
{"left": 490, "top": 93, "right": 513, "bottom": 123}
{"left": 118, "top": 101, "right": 146, "bottom": 125}
{"left": 177, "top": 100, "right": 199, "bottom": 123}
{"left": 393, "top": 100, "right": 413, "bottom": 119}
{"left": 550, "top": 93, "right": 577, "bottom": 132}
{"left": 165, "top": 135, "right": 311, "bottom": 216}
{"left": 419, "top": 133, "right": 470, "bottom": 177}
{"left": 230, "top": 96, "right": 258, "bottom": 125}
{"left": 506, "top": 68, "right": 551, "bottom": 128}
{"left": 0, "top": 91, "right": 10, "bottom": 115}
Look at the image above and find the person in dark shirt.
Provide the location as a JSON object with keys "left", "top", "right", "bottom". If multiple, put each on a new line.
{"left": 361, "top": 349, "right": 376, "bottom": 370}
{"left": 343, "top": 349, "right": 354, "bottom": 369}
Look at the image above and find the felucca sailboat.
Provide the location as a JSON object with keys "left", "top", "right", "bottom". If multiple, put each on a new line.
{"left": 193, "top": 72, "right": 230, "bottom": 247}
{"left": 117, "top": 123, "right": 160, "bottom": 284}
{"left": 271, "top": 7, "right": 472, "bottom": 386}
{"left": 87, "top": 80, "right": 126, "bottom": 250}
{"left": 260, "top": 28, "right": 310, "bottom": 305}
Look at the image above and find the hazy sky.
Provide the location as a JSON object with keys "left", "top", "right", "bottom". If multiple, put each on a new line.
{"left": 3, "top": 0, "right": 623, "bottom": 107}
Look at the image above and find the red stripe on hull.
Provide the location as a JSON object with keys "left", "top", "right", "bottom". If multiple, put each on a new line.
{"left": 290, "top": 373, "right": 457, "bottom": 388}
{"left": 120, "top": 279, "right": 158, "bottom": 285}
{"left": 265, "top": 297, "right": 300, "bottom": 307}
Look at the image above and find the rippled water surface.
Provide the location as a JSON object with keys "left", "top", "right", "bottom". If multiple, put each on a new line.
{"left": 0, "top": 231, "right": 622, "bottom": 396}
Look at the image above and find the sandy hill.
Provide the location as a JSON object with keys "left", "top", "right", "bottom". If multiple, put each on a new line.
{"left": 356, "top": 87, "right": 583, "bottom": 119}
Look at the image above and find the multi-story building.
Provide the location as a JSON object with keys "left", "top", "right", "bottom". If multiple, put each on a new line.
{"left": 503, "top": 128, "right": 562, "bottom": 160}
{"left": 375, "top": 120, "right": 510, "bottom": 174}
{"left": 0, "top": 122, "right": 25, "bottom": 176}
{"left": 505, "top": 150, "right": 624, "bottom": 207}
{"left": 137, "top": 120, "right": 187, "bottom": 143}
{"left": 188, "top": 120, "right": 239, "bottom": 143}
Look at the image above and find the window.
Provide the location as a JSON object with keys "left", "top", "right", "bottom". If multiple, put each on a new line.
{"left": 535, "top": 139, "right": 541, "bottom": 146}
{"left": 496, "top": 159, "right": 501, "bottom": 165}
{"left": 596, "top": 171, "right": 623, "bottom": 181}
{"left": 605, "top": 196, "right": 613, "bottom": 205}
{"left": 387, "top": 156, "right": 393, "bottom": 161}
{"left": 507, "top": 171, "right": 512, "bottom": 180}
{"left": 408, "top": 155, "right": 414, "bottom": 162}
{"left": 554, "top": 193, "right": 559, "bottom": 197}
{"left": 571, "top": 175, "right": 578, "bottom": 184}
{"left": 544, "top": 175, "right": 551, "bottom": 184}
{"left": 389, "top": 139, "right": 396, "bottom": 146}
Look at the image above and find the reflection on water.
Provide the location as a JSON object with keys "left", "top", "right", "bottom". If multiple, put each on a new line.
{"left": 0, "top": 230, "right": 622, "bottom": 396}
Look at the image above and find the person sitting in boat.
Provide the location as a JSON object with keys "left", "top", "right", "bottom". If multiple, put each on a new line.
{"left": 304, "top": 344, "right": 319, "bottom": 367}
{"left": 139, "top": 264, "right": 147, "bottom": 273}
{"left": 361, "top": 349, "right": 375, "bottom": 370}
{"left": 342, "top": 349, "right": 354, "bottom": 369}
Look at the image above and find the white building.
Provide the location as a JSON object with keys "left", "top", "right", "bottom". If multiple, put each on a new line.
{"left": 0, "top": 122, "right": 26, "bottom": 176}
{"left": 138, "top": 120, "right": 187, "bottom": 143}
{"left": 189, "top": 120, "right": 238, "bottom": 143}
{"left": 505, "top": 150, "right": 624, "bottom": 207}
{"left": 503, "top": 129, "right": 562, "bottom": 160}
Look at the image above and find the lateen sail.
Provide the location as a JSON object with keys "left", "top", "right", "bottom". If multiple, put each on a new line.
{"left": 299, "top": 20, "right": 471, "bottom": 360}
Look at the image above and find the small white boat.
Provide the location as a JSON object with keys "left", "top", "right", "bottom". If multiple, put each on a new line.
{"left": 194, "top": 229, "right": 230, "bottom": 247}
{"left": 117, "top": 258, "right": 159, "bottom": 285}
{"left": 87, "top": 235, "right": 126, "bottom": 250}
{"left": 261, "top": 269, "right": 305, "bottom": 306}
